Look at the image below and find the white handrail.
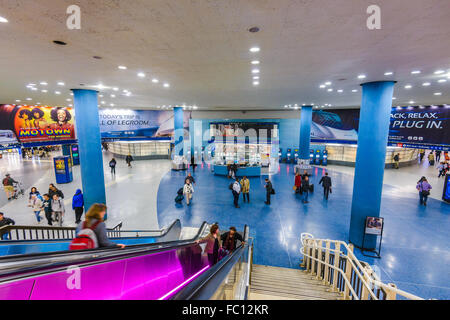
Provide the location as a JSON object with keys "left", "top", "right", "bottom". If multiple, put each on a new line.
{"left": 300, "top": 233, "right": 423, "bottom": 300}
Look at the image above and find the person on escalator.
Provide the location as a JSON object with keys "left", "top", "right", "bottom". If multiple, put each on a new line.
{"left": 73, "top": 203, "right": 125, "bottom": 249}
{"left": 221, "top": 227, "right": 245, "bottom": 254}
{"left": 196, "top": 224, "right": 222, "bottom": 266}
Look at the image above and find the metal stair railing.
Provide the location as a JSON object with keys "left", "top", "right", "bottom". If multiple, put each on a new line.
{"left": 300, "top": 233, "right": 423, "bottom": 300}
{"left": 0, "top": 223, "right": 165, "bottom": 241}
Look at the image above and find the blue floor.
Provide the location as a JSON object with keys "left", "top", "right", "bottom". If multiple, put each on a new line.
{"left": 157, "top": 163, "right": 450, "bottom": 299}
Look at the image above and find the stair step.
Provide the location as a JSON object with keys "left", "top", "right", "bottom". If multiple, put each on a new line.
{"left": 251, "top": 278, "right": 332, "bottom": 290}
{"left": 251, "top": 282, "right": 337, "bottom": 295}
{"left": 250, "top": 288, "right": 339, "bottom": 300}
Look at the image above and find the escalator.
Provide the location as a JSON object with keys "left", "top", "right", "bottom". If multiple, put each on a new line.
{"left": 0, "top": 223, "right": 251, "bottom": 300}
{"left": 0, "top": 219, "right": 182, "bottom": 256}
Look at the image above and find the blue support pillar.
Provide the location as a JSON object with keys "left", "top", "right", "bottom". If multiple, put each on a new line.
{"left": 349, "top": 81, "right": 396, "bottom": 249}
{"left": 299, "top": 105, "right": 313, "bottom": 160}
{"left": 72, "top": 89, "right": 106, "bottom": 212}
{"left": 174, "top": 107, "right": 184, "bottom": 157}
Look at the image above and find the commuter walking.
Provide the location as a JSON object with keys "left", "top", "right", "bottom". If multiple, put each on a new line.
{"left": 72, "top": 203, "right": 125, "bottom": 249}
{"left": 393, "top": 153, "right": 400, "bottom": 169}
{"left": 428, "top": 152, "right": 435, "bottom": 166}
{"left": 42, "top": 194, "right": 53, "bottom": 226}
{"left": 125, "top": 154, "right": 133, "bottom": 167}
{"left": 231, "top": 178, "right": 241, "bottom": 208}
{"left": 294, "top": 172, "right": 302, "bottom": 194}
{"left": 435, "top": 150, "right": 441, "bottom": 163}
{"left": 185, "top": 172, "right": 196, "bottom": 185}
{"left": 28, "top": 187, "right": 42, "bottom": 202}
{"left": 318, "top": 172, "right": 332, "bottom": 200}
{"left": 48, "top": 183, "right": 64, "bottom": 199}
{"left": 109, "top": 158, "right": 117, "bottom": 176}
{"left": 196, "top": 224, "right": 222, "bottom": 266}
{"left": 221, "top": 226, "right": 245, "bottom": 254}
{"left": 264, "top": 178, "right": 273, "bottom": 205}
{"left": 416, "top": 177, "right": 432, "bottom": 206}
{"left": 183, "top": 180, "right": 194, "bottom": 206}
{"left": 240, "top": 176, "right": 250, "bottom": 203}
{"left": 29, "top": 194, "right": 43, "bottom": 223}
{"left": 72, "top": 189, "right": 84, "bottom": 224}
{"left": 51, "top": 194, "right": 65, "bottom": 226}
{"left": 419, "top": 149, "right": 425, "bottom": 162}
{"left": 301, "top": 175, "right": 310, "bottom": 203}
{"left": 190, "top": 155, "right": 197, "bottom": 172}
{"left": 2, "top": 173, "right": 17, "bottom": 200}
{"left": 0, "top": 212, "right": 15, "bottom": 240}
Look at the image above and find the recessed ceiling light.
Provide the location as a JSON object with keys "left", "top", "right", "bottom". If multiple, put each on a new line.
{"left": 327, "top": 88, "right": 333, "bottom": 92}
{"left": 434, "top": 92, "right": 442, "bottom": 95}
{"left": 41, "top": 90, "right": 48, "bottom": 93}
{"left": 352, "top": 89, "right": 358, "bottom": 92}
{"left": 70, "top": 93, "right": 73, "bottom": 96}
{"left": 249, "top": 47, "right": 260, "bottom": 53}
{"left": 384, "top": 72, "right": 393, "bottom": 76}
{"left": 110, "top": 103, "right": 114, "bottom": 107}
{"left": 0, "top": 16, "right": 8, "bottom": 23}
{"left": 253, "top": 81, "right": 260, "bottom": 86}
{"left": 411, "top": 70, "right": 421, "bottom": 74}
{"left": 252, "top": 76, "right": 260, "bottom": 80}
{"left": 26, "top": 98, "right": 32, "bottom": 101}
{"left": 324, "top": 82, "right": 332, "bottom": 86}
{"left": 31, "top": 87, "right": 38, "bottom": 91}
{"left": 68, "top": 104, "right": 73, "bottom": 107}
{"left": 409, "top": 100, "right": 415, "bottom": 104}
{"left": 392, "top": 97, "right": 396, "bottom": 100}
{"left": 434, "top": 70, "right": 445, "bottom": 74}
{"left": 118, "top": 66, "right": 127, "bottom": 70}
{"left": 438, "top": 79, "right": 447, "bottom": 83}
{"left": 163, "top": 83, "right": 170, "bottom": 88}
{"left": 152, "top": 78, "right": 159, "bottom": 83}
{"left": 53, "top": 40, "right": 67, "bottom": 46}
{"left": 36, "top": 102, "right": 41, "bottom": 105}
{"left": 101, "top": 101, "right": 105, "bottom": 104}
{"left": 110, "top": 94, "right": 116, "bottom": 98}
{"left": 337, "top": 89, "right": 343, "bottom": 93}
{"left": 57, "top": 82, "right": 65, "bottom": 86}
{"left": 137, "top": 72, "right": 146, "bottom": 78}
{"left": 66, "top": 99, "right": 71, "bottom": 102}
{"left": 252, "top": 69, "right": 260, "bottom": 74}
{"left": 404, "top": 85, "right": 412, "bottom": 89}
{"left": 40, "top": 82, "right": 48, "bottom": 85}
{"left": 113, "top": 87, "right": 119, "bottom": 91}
{"left": 15, "top": 100, "right": 21, "bottom": 102}
{"left": 319, "top": 85, "right": 326, "bottom": 89}
{"left": 422, "top": 82, "right": 431, "bottom": 86}
{"left": 55, "top": 91, "right": 61, "bottom": 95}
{"left": 357, "top": 74, "right": 366, "bottom": 79}
{"left": 251, "top": 60, "right": 260, "bottom": 65}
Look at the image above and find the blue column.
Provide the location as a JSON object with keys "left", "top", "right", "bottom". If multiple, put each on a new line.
{"left": 173, "top": 107, "right": 184, "bottom": 156}
{"left": 72, "top": 89, "right": 106, "bottom": 212}
{"left": 299, "top": 105, "right": 313, "bottom": 160}
{"left": 349, "top": 81, "right": 396, "bottom": 249}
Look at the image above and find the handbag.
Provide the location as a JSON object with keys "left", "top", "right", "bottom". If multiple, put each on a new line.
{"left": 293, "top": 186, "right": 297, "bottom": 191}
{"left": 271, "top": 188, "right": 275, "bottom": 195}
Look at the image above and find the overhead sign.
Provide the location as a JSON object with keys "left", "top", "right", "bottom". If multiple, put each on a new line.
{"left": 99, "top": 109, "right": 191, "bottom": 139}
{"left": 0, "top": 105, "right": 76, "bottom": 143}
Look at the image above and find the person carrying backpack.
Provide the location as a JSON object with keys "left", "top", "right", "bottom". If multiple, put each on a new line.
{"left": 125, "top": 154, "right": 133, "bottom": 168}
{"left": 3, "top": 174, "right": 17, "bottom": 201}
{"left": 416, "top": 177, "right": 432, "bottom": 206}
{"left": 70, "top": 203, "right": 125, "bottom": 250}
{"left": 51, "top": 193, "right": 65, "bottom": 226}
{"left": 109, "top": 158, "right": 117, "bottom": 176}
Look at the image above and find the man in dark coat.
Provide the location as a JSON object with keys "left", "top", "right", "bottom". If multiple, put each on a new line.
{"left": 264, "top": 178, "right": 273, "bottom": 205}
{"left": 0, "top": 212, "right": 15, "bottom": 240}
{"left": 318, "top": 172, "right": 332, "bottom": 200}
{"left": 221, "top": 227, "right": 245, "bottom": 253}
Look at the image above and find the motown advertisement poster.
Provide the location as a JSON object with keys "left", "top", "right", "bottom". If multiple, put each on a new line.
{"left": 0, "top": 105, "right": 76, "bottom": 143}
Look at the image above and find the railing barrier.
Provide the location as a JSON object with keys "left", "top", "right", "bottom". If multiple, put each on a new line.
{"left": 300, "top": 233, "right": 423, "bottom": 300}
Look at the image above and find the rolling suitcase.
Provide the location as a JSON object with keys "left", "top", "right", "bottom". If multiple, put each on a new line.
{"left": 175, "top": 194, "right": 184, "bottom": 203}
{"left": 309, "top": 184, "right": 314, "bottom": 193}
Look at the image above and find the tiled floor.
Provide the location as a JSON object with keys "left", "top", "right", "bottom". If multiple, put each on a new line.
{"left": 156, "top": 161, "right": 450, "bottom": 300}
{"left": 1, "top": 152, "right": 449, "bottom": 299}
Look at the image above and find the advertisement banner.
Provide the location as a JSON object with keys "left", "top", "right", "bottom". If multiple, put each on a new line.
{"left": 0, "top": 105, "right": 76, "bottom": 143}
{"left": 99, "top": 109, "right": 191, "bottom": 139}
{"left": 311, "top": 106, "right": 450, "bottom": 147}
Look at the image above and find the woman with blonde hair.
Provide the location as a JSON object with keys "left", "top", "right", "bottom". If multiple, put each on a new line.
{"left": 75, "top": 203, "right": 125, "bottom": 248}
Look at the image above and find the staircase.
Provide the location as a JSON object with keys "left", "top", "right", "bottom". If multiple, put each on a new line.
{"left": 248, "top": 265, "right": 342, "bottom": 300}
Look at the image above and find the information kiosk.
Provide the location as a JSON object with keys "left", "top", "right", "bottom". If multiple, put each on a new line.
{"left": 53, "top": 156, "right": 73, "bottom": 184}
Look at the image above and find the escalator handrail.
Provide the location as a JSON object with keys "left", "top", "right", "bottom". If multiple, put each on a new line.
{"left": 0, "top": 221, "right": 209, "bottom": 281}
{"left": 172, "top": 225, "right": 249, "bottom": 300}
